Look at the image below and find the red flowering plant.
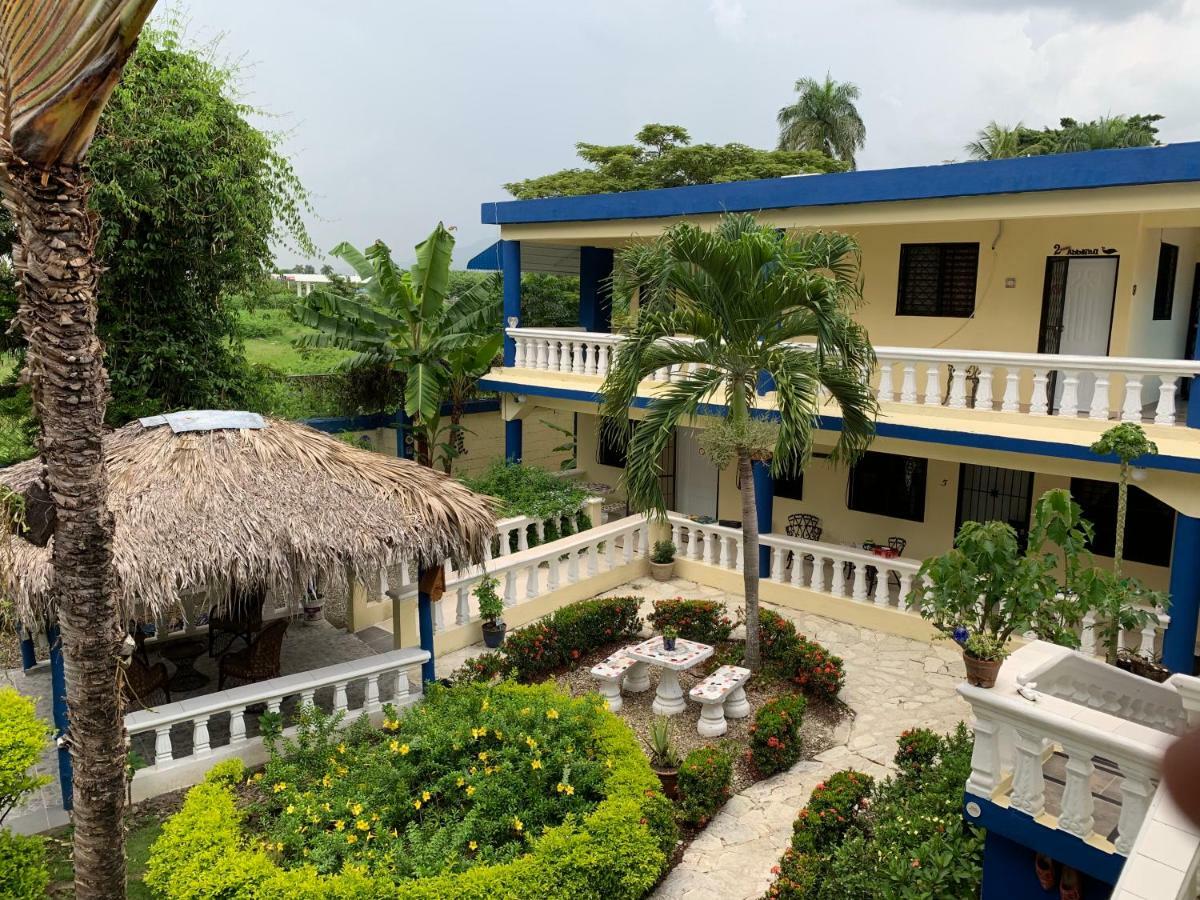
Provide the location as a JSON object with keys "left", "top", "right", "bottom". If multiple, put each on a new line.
{"left": 677, "top": 745, "right": 734, "bottom": 827}
{"left": 790, "top": 769, "right": 874, "bottom": 854}
{"left": 648, "top": 598, "right": 733, "bottom": 645}
{"left": 894, "top": 727, "right": 941, "bottom": 779}
{"left": 787, "top": 636, "right": 845, "bottom": 702}
{"left": 749, "top": 693, "right": 807, "bottom": 776}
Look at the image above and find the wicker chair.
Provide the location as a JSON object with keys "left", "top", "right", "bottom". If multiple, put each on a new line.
{"left": 208, "top": 590, "right": 265, "bottom": 657}
{"left": 218, "top": 620, "right": 288, "bottom": 689}
{"left": 123, "top": 655, "right": 171, "bottom": 711}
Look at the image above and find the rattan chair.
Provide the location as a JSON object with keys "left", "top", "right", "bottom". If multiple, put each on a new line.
{"left": 123, "top": 655, "right": 171, "bottom": 711}
{"left": 208, "top": 590, "right": 265, "bottom": 657}
{"left": 218, "top": 620, "right": 288, "bottom": 689}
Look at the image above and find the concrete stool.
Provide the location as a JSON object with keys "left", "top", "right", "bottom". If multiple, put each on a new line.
{"left": 589, "top": 650, "right": 647, "bottom": 712}
{"left": 689, "top": 664, "right": 752, "bottom": 737}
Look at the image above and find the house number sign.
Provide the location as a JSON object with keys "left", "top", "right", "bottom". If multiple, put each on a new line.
{"left": 1052, "top": 244, "right": 1117, "bottom": 256}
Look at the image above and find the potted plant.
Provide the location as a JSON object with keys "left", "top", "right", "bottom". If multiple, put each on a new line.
{"left": 662, "top": 625, "right": 678, "bottom": 651}
{"left": 476, "top": 575, "right": 506, "bottom": 648}
{"left": 645, "top": 716, "right": 681, "bottom": 799}
{"left": 650, "top": 540, "right": 676, "bottom": 581}
{"left": 301, "top": 583, "right": 325, "bottom": 625}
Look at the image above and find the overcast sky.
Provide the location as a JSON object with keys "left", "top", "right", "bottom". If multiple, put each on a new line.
{"left": 171, "top": 0, "right": 1199, "bottom": 270}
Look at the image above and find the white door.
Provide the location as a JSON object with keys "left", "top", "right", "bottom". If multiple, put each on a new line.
{"left": 1054, "top": 257, "right": 1118, "bottom": 411}
{"left": 673, "top": 427, "right": 718, "bottom": 519}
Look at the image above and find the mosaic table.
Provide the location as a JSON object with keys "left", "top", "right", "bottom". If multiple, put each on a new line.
{"left": 626, "top": 635, "right": 714, "bottom": 716}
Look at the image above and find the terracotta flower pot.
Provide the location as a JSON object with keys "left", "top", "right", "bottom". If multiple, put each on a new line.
{"left": 963, "top": 651, "right": 1002, "bottom": 688}
{"left": 654, "top": 767, "right": 679, "bottom": 800}
{"left": 650, "top": 561, "right": 675, "bottom": 582}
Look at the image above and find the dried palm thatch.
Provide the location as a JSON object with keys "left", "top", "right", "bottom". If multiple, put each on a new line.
{"left": 0, "top": 414, "right": 495, "bottom": 622}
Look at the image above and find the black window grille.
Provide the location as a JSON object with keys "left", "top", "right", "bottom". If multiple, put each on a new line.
{"left": 1070, "top": 478, "right": 1175, "bottom": 567}
{"left": 896, "top": 243, "right": 979, "bottom": 317}
{"left": 1154, "top": 243, "right": 1179, "bottom": 321}
{"left": 597, "top": 419, "right": 635, "bottom": 468}
{"left": 847, "top": 452, "right": 928, "bottom": 522}
{"left": 774, "top": 471, "right": 804, "bottom": 501}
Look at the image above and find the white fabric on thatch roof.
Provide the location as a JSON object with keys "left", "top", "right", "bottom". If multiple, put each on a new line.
{"left": 0, "top": 415, "right": 495, "bottom": 621}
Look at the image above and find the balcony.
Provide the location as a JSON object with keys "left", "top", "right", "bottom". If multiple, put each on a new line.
{"left": 494, "top": 328, "right": 1200, "bottom": 448}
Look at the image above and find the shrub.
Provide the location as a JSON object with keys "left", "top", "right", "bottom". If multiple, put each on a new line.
{"left": 786, "top": 636, "right": 845, "bottom": 703}
{"left": 790, "top": 770, "right": 873, "bottom": 854}
{"left": 677, "top": 746, "right": 733, "bottom": 827}
{"left": 764, "top": 847, "right": 822, "bottom": 900}
{"left": 502, "top": 596, "right": 642, "bottom": 681}
{"left": 450, "top": 652, "right": 511, "bottom": 685}
{"left": 650, "top": 540, "right": 676, "bottom": 564}
{"left": 0, "top": 830, "right": 48, "bottom": 900}
{"left": 895, "top": 727, "right": 941, "bottom": 778}
{"left": 749, "top": 694, "right": 806, "bottom": 776}
{"left": 0, "top": 688, "right": 51, "bottom": 818}
{"left": 146, "top": 681, "right": 675, "bottom": 899}
{"left": 461, "top": 461, "right": 588, "bottom": 522}
{"left": 648, "top": 598, "right": 733, "bottom": 645}
{"left": 758, "top": 609, "right": 801, "bottom": 661}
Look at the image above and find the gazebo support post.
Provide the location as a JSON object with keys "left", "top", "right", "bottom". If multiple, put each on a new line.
{"left": 417, "top": 565, "right": 438, "bottom": 684}
{"left": 47, "top": 623, "right": 73, "bottom": 810}
{"left": 17, "top": 621, "right": 37, "bottom": 671}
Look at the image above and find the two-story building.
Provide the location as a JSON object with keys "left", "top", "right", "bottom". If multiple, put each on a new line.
{"left": 469, "top": 142, "right": 1200, "bottom": 677}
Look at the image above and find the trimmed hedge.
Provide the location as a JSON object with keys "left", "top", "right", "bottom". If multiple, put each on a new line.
{"left": 677, "top": 746, "right": 733, "bottom": 827}
{"left": 146, "top": 682, "right": 675, "bottom": 900}
{"left": 647, "top": 599, "right": 733, "bottom": 645}
{"left": 0, "top": 830, "right": 48, "bottom": 900}
{"left": 758, "top": 611, "right": 845, "bottom": 703}
{"left": 789, "top": 770, "right": 873, "bottom": 854}
{"left": 455, "top": 596, "right": 643, "bottom": 683}
{"left": 749, "top": 694, "right": 806, "bottom": 776}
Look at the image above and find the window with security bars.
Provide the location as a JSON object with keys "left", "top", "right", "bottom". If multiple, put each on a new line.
{"left": 1153, "top": 242, "right": 1179, "bottom": 320}
{"left": 846, "top": 452, "right": 927, "bottom": 522}
{"left": 896, "top": 243, "right": 979, "bottom": 317}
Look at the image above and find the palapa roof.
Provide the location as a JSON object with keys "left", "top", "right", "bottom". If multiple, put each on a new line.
{"left": 0, "top": 413, "right": 496, "bottom": 621}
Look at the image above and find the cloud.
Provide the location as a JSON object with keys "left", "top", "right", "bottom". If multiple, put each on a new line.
{"left": 708, "top": 0, "right": 747, "bottom": 31}
{"left": 905, "top": 0, "right": 1184, "bottom": 21}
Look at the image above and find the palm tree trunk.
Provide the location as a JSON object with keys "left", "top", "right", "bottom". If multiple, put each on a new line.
{"left": 9, "top": 162, "right": 126, "bottom": 898}
{"left": 1114, "top": 463, "right": 1128, "bottom": 578}
{"left": 738, "top": 450, "right": 762, "bottom": 671}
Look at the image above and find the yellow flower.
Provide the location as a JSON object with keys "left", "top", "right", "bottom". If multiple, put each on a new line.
{"left": 413, "top": 799, "right": 422, "bottom": 810}
{"left": 422, "top": 791, "right": 431, "bottom": 802}
{"left": 334, "top": 820, "right": 345, "bottom": 831}
{"left": 337, "top": 765, "right": 349, "bottom": 776}
{"left": 337, "top": 743, "right": 347, "bottom": 754}
{"left": 494, "top": 729, "right": 503, "bottom": 740}
{"left": 466, "top": 785, "right": 476, "bottom": 797}
{"left": 323, "top": 803, "right": 332, "bottom": 812}
{"left": 252, "top": 772, "right": 264, "bottom": 782}
{"left": 525, "top": 736, "right": 537, "bottom": 749}
{"left": 383, "top": 718, "right": 400, "bottom": 731}
{"left": 350, "top": 802, "right": 363, "bottom": 816}
{"left": 565, "top": 784, "right": 575, "bottom": 795}
{"left": 468, "top": 840, "right": 478, "bottom": 851}
{"left": 389, "top": 740, "right": 401, "bottom": 753}
{"left": 321, "top": 774, "right": 332, "bottom": 788}
{"left": 556, "top": 783, "right": 565, "bottom": 793}
{"left": 546, "top": 709, "right": 559, "bottom": 720}
{"left": 456, "top": 777, "right": 466, "bottom": 787}
{"left": 478, "top": 751, "right": 489, "bottom": 761}
{"left": 399, "top": 744, "right": 410, "bottom": 756}
{"left": 272, "top": 782, "right": 287, "bottom": 793}
{"left": 469, "top": 766, "right": 477, "bottom": 775}
{"left": 520, "top": 707, "right": 530, "bottom": 716}
{"left": 356, "top": 819, "right": 369, "bottom": 831}
{"left": 513, "top": 817, "right": 523, "bottom": 832}
{"left": 346, "top": 834, "right": 358, "bottom": 844}
{"left": 309, "top": 814, "right": 319, "bottom": 824}
{"left": 471, "top": 726, "right": 486, "bottom": 739}
{"left": 481, "top": 698, "right": 490, "bottom": 711}
{"left": 285, "top": 804, "right": 295, "bottom": 814}
{"left": 531, "top": 759, "right": 542, "bottom": 770}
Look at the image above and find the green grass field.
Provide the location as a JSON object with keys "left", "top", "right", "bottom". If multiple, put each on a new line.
{"left": 236, "top": 305, "right": 353, "bottom": 374}
{"left": 46, "top": 815, "right": 163, "bottom": 898}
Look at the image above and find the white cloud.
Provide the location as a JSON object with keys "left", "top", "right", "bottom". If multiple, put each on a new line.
{"left": 708, "top": 0, "right": 747, "bottom": 31}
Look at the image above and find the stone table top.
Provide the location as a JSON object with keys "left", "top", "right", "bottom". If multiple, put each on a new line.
{"left": 627, "top": 636, "right": 714, "bottom": 671}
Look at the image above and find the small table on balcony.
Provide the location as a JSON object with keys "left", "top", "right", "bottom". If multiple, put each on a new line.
{"left": 626, "top": 636, "right": 714, "bottom": 716}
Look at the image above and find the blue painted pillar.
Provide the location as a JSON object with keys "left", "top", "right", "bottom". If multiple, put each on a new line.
{"left": 17, "top": 622, "right": 36, "bottom": 670}
{"left": 505, "top": 419, "right": 523, "bottom": 463}
{"left": 579, "top": 246, "right": 614, "bottom": 333}
{"left": 502, "top": 240, "right": 521, "bottom": 366}
{"left": 47, "top": 624, "right": 72, "bottom": 810}
{"left": 395, "top": 407, "right": 412, "bottom": 460}
{"left": 752, "top": 460, "right": 774, "bottom": 578}
{"left": 1164, "top": 513, "right": 1200, "bottom": 673}
{"left": 416, "top": 570, "right": 437, "bottom": 685}
{"left": 756, "top": 371, "right": 776, "bottom": 395}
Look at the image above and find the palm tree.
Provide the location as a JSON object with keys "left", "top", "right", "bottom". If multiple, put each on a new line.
{"left": 776, "top": 74, "right": 867, "bottom": 169}
{"left": 602, "top": 214, "right": 877, "bottom": 669}
{"left": 0, "top": 3, "right": 157, "bottom": 896}
{"left": 1090, "top": 423, "right": 1158, "bottom": 579}
{"left": 1057, "top": 114, "right": 1158, "bottom": 153}
{"left": 295, "top": 226, "right": 501, "bottom": 470}
{"left": 965, "top": 121, "right": 1036, "bottom": 160}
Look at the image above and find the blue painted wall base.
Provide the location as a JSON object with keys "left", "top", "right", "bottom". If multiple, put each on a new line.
{"left": 981, "top": 831, "right": 1111, "bottom": 900}
{"left": 1164, "top": 513, "right": 1200, "bottom": 673}
{"left": 752, "top": 460, "right": 773, "bottom": 578}
{"left": 505, "top": 419, "right": 523, "bottom": 463}
{"left": 502, "top": 240, "right": 521, "bottom": 366}
{"left": 47, "top": 624, "right": 72, "bottom": 811}
{"left": 417, "top": 579, "right": 437, "bottom": 685}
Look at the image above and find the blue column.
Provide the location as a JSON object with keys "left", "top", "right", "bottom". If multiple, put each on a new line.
{"left": 395, "top": 407, "right": 412, "bottom": 460}
{"left": 505, "top": 419, "right": 523, "bottom": 463}
{"left": 17, "top": 622, "right": 36, "bottom": 670}
{"left": 752, "top": 460, "right": 774, "bottom": 578}
{"left": 502, "top": 240, "right": 521, "bottom": 366}
{"left": 1164, "top": 513, "right": 1200, "bottom": 673}
{"left": 416, "top": 571, "right": 437, "bottom": 685}
{"left": 47, "top": 624, "right": 72, "bottom": 811}
{"left": 579, "top": 246, "right": 614, "bottom": 333}
{"left": 756, "top": 371, "right": 776, "bottom": 395}
{"left": 1190, "top": 324, "right": 1200, "bottom": 427}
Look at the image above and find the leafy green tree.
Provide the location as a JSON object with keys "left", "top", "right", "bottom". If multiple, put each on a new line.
{"left": 1090, "top": 422, "right": 1158, "bottom": 578}
{"left": 964, "top": 121, "right": 1036, "bottom": 160}
{"left": 601, "top": 214, "right": 876, "bottom": 669}
{"left": 966, "top": 114, "right": 1162, "bottom": 160}
{"left": 776, "top": 74, "right": 867, "bottom": 169}
{"left": 505, "top": 124, "right": 844, "bottom": 199}
{"left": 295, "top": 226, "right": 501, "bottom": 470}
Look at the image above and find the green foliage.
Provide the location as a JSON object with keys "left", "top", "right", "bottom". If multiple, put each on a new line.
{"left": 677, "top": 746, "right": 733, "bottom": 827}
{"left": 965, "top": 114, "right": 1162, "bottom": 160}
{"left": 644, "top": 717, "right": 680, "bottom": 770}
{"left": 475, "top": 576, "right": 504, "bottom": 626}
{"left": 763, "top": 724, "right": 982, "bottom": 900}
{"left": 450, "top": 652, "right": 512, "bottom": 685}
{"left": 916, "top": 489, "right": 1097, "bottom": 656}
{"left": 776, "top": 75, "right": 867, "bottom": 168}
{"left": 540, "top": 416, "right": 578, "bottom": 470}
{"left": 650, "top": 540, "right": 676, "bottom": 564}
{"left": 648, "top": 598, "right": 734, "bottom": 644}
{"left": 894, "top": 728, "right": 941, "bottom": 779}
{"left": 749, "top": 694, "right": 806, "bottom": 776}
{"left": 294, "top": 230, "right": 501, "bottom": 469}
{"left": 506, "top": 124, "right": 844, "bottom": 199}
{"left": 0, "top": 385, "right": 36, "bottom": 467}
{"left": 1091, "top": 422, "right": 1160, "bottom": 588}
{"left": 755, "top": 610, "right": 845, "bottom": 702}
{"left": 698, "top": 418, "right": 781, "bottom": 470}
{"left": 146, "top": 682, "right": 673, "bottom": 899}
{"left": 499, "top": 596, "right": 644, "bottom": 681}
{"left": 0, "top": 830, "right": 48, "bottom": 900}
{"left": 83, "top": 23, "right": 314, "bottom": 423}
{"left": 461, "top": 461, "right": 588, "bottom": 521}
{"left": 0, "top": 688, "right": 51, "bottom": 819}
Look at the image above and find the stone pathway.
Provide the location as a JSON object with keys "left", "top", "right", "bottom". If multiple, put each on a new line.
{"left": 640, "top": 583, "right": 971, "bottom": 900}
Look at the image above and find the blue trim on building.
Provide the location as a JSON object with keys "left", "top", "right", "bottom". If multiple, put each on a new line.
{"left": 17, "top": 622, "right": 36, "bottom": 670}
{"left": 476, "top": 377, "right": 1200, "bottom": 474}
{"left": 502, "top": 241, "right": 522, "bottom": 367}
{"left": 417, "top": 579, "right": 436, "bottom": 684}
{"left": 980, "top": 831, "right": 1113, "bottom": 900}
{"left": 304, "top": 413, "right": 390, "bottom": 433}
{"left": 467, "top": 241, "right": 503, "bottom": 271}
{"left": 505, "top": 419, "right": 523, "bottom": 463}
{"left": 481, "top": 143, "right": 1200, "bottom": 226}
{"left": 579, "top": 247, "right": 614, "bottom": 333}
{"left": 1164, "top": 513, "right": 1200, "bottom": 672}
{"left": 966, "top": 793, "right": 1124, "bottom": 888}
{"left": 752, "top": 460, "right": 773, "bottom": 577}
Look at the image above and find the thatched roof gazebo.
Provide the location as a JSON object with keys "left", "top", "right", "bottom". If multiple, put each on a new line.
{"left": 0, "top": 411, "right": 496, "bottom": 624}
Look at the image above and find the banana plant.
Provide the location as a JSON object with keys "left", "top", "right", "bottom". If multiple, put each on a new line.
{"left": 0, "top": 2, "right": 159, "bottom": 897}
{"left": 295, "top": 225, "right": 501, "bottom": 469}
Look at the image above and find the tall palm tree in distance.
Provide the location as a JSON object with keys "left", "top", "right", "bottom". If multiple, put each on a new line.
{"left": 602, "top": 214, "right": 877, "bottom": 669}
{"left": 0, "top": 2, "right": 158, "bottom": 896}
{"left": 777, "top": 74, "right": 867, "bottom": 169}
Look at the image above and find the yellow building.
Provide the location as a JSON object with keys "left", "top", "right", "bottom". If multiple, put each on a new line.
{"left": 469, "top": 143, "right": 1200, "bottom": 673}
